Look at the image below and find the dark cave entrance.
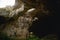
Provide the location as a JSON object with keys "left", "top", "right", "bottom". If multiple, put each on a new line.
{"left": 29, "top": 14, "right": 59, "bottom": 38}
{"left": 29, "top": 0, "right": 60, "bottom": 38}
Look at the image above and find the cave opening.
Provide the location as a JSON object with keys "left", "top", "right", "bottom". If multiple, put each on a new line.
{"left": 29, "top": 0, "right": 59, "bottom": 39}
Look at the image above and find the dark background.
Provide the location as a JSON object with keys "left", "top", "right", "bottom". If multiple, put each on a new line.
{"left": 29, "top": 0, "right": 60, "bottom": 38}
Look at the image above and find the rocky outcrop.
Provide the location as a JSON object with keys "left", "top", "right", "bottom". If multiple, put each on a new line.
{"left": 0, "top": 0, "right": 49, "bottom": 40}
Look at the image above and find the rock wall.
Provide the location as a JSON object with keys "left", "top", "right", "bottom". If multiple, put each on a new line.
{"left": 0, "top": 0, "right": 49, "bottom": 40}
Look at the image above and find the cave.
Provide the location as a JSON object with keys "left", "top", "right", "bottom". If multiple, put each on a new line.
{"left": 0, "top": 0, "right": 60, "bottom": 40}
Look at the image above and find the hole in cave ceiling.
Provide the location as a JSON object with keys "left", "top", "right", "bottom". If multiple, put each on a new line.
{"left": 0, "top": 0, "right": 15, "bottom": 8}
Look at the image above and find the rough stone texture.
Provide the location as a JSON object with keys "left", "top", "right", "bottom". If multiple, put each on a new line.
{"left": 0, "top": 0, "right": 49, "bottom": 40}
{"left": 0, "top": 8, "right": 37, "bottom": 40}
{"left": 2, "top": 16, "right": 30, "bottom": 39}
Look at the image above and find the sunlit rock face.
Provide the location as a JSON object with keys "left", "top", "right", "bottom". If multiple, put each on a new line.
{"left": 0, "top": 0, "right": 26, "bottom": 39}
{"left": 0, "top": 0, "right": 48, "bottom": 39}
{"left": 2, "top": 8, "right": 37, "bottom": 39}
{"left": 0, "top": 0, "right": 37, "bottom": 39}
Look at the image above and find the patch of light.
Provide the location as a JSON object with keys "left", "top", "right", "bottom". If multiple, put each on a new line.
{"left": 27, "top": 8, "right": 35, "bottom": 13}
{"left": 0, "top": 0, "right": 15, "bottom": 8}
